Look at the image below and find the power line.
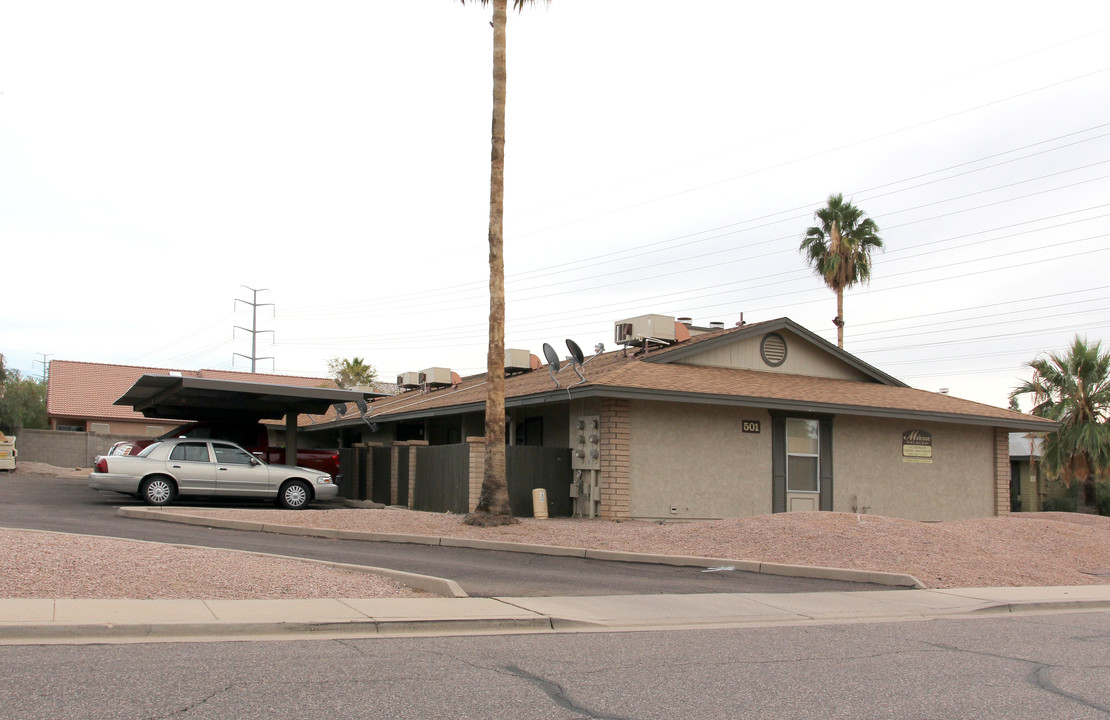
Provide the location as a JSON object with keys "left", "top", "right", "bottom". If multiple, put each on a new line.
{"left": 505, "top": 65, "right": 1110, "bottom": 242}
{"left": 275, "top": 122, "right": 1110, "bottom": 318}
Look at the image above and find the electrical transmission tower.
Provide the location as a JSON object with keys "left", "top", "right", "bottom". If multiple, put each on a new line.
{"left": 233, "top": 286, "right": 274, "bottom": 373}
{"left": 33, "top": 353, "right": 52, "bottom": 382}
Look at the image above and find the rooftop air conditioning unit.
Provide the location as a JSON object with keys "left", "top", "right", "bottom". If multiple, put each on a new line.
{"left": 397, "top": 372, "right": 421, "bottom": 390}
{"left": 419, "top": 367, "right": 453, "bottom": 388}
{"left": 505, "top": 348, "right": 532, "bottom": 372}
{"left": 614, "top": 314, "right": 677, "bottom": 346}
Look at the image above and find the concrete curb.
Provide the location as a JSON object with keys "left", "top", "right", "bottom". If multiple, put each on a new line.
{"left": 976, "top": 600, "right": 1110, "bottom": 614}
{"left": 117, "top": 507, "right": 924, "bottom": 588}
{"left": 0, "top": 617, "right": 560, "bottom": 643}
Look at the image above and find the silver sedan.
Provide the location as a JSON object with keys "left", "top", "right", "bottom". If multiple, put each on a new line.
{"left": 90, "top": 437, "right": 338, "bottom": 509}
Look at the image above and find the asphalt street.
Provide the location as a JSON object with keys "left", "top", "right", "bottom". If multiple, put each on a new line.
{"left": 1, "top": 470, "right": 896, "bottom": 597}
{"left": 4, "top": 611, "right": 1109, "bottom": 719}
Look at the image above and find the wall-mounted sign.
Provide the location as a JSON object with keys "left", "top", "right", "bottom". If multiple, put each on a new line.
{"left": 742, "top": 420, "right": 761, "bottom": 434}
{"left": 902, "top": 429, "right": 933, "bottom": 463}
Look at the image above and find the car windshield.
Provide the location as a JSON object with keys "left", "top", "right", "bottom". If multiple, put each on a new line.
{"left": 137, "top": 442, "right": 162, "bottom": 458}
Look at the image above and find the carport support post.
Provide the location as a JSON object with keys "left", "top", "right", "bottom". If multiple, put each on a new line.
{"left": 285, "top": 413, "right": 299, "bottom": 468}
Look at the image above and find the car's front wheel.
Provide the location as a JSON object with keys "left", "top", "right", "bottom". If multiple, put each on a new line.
{"left": 140, "top": 476, "right": 176, "bottom": 507}
{"left": 278, "top": 480, "right": 311, "bottom": 510}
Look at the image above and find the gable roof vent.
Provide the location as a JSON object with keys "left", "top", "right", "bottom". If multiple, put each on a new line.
{"left": 760, "top": 333, "right": 787, "bottom": 367}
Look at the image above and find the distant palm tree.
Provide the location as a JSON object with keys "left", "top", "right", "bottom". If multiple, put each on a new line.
{"left": 799, "top": 193, "right": 884, "bottom": 348}
{"left": 458, "top": 0, "right": 546, "bottom": 526}
{"left": 327, "top": 356, "right": 377, "bottom": 389}
{"left": 1010, "top": 336, "right": 1110, "bottom": 513}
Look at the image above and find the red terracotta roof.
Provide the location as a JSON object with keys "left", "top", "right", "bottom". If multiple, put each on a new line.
{"left": 47, "top": 360, "right": 335, "bottom": 424}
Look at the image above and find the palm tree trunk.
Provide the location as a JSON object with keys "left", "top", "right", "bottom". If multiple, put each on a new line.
{"left": 836, "top": 287, "right": 844, "bottom": 349}
{"left": 474, "top": 0, "right": 513, "bottom": 520}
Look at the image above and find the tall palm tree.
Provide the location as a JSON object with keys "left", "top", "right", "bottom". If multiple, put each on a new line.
{"left": 459, "top": 0, "right": 545, "bottom": 526}
{"left": 799, "top": 193, "right": 884, "bottom": 348}
{"left": 1010, "top": 336, "right": 1110, "bottom": 513}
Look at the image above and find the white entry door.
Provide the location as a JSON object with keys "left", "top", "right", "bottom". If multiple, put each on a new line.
{"left": 785, "top": 418, "right": 820, "bottom": 512}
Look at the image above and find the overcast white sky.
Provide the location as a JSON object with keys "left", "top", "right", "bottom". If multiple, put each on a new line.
{"left": 2, "top": 0, "right": 1108, "bottom": 409}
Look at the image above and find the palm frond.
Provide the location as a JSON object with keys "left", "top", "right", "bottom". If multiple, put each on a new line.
{"left": 459, "top": 0, "right": 548, "bottom": 10}
{"left": 1010, "top": 335, "right": 1110, "bottom": 485}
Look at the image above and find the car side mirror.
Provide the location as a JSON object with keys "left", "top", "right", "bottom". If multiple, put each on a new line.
{"left": 250, "top": 457, "right": 262, "bottom": 466}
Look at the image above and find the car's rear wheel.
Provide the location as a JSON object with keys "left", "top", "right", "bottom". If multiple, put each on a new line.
{"left": 279, "top": 480, "right": 311, "bottom": 510}
{"left": 140, "top": 476, "right": 176, "bottom": 506}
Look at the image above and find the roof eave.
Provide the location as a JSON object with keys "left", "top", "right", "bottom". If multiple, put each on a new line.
{"left": 586, "top": 386, "right": 1057, "bottom": 430}
{"left": 311, "top": 384, "right": 1057, "bottom": 432}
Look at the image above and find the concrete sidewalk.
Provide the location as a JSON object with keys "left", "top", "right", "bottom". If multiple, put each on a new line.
{"left": 3, "top": 586, "right": 1110, "bottom": 644}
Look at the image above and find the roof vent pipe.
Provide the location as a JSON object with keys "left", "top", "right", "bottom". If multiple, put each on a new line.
{"left": 709, "top": 321, "right": 725, "bottom": 330}
{"left": 736, "top": 313, "right": 746, "bottom": 327}
{"left": 677, "top": 317, "right": 692, "bottom": 326}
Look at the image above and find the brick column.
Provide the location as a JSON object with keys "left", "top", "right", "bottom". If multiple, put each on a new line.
{"left": 599, "top": 398, "right": 631, "bottom": 520}
{"left": 390, "top": 443, "right": 401, "bottom": 506}
{"left": 994, "top": 427, "right": 1010, "bottom": 516}
{"left": 466, "top": 436, "right": 485, "bottom": 512}
{"left": 407, "top": 441, "right": 427, "bottom": 508}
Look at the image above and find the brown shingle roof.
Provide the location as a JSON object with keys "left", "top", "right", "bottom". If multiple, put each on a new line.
{"left": 340, "top": 323, "right": 1053, "bottom": 431}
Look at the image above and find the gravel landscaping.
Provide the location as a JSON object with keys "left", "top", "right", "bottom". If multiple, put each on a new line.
{"left": 5, "top": 463, "right": 1109, "bottom": 598}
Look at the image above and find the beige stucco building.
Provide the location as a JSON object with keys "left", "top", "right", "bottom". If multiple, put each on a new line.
{"left": 323, "top": 317, "right": 1059, "bottom": 522}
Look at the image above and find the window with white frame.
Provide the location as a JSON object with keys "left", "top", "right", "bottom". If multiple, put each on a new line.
{"left": 786, "top": 418, "right": 819, "bottom": 493}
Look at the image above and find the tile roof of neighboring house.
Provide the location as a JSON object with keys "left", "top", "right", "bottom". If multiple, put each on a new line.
{"left": 326, "top": 320, "right": 1056, "bottom": 432}
{"left": 47, "top": 360, "right": 335, "bottom": 424}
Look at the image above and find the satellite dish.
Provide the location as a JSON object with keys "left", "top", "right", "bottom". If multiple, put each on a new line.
{"left": 333, "top": 402, "right": 348, "bottom": 417}
{"left": 561, "top": 339, "right": 589, "bottom": 387}
{"left": 542, "top": 343, "right": 561, "bottom": 370}
{"left": 542, "top": 343, "right": 562, "bottom": 388}
{"left": 566, "top": 339, "right": 585, "bottom": 365}
{"left": 355, "top": 398, "right": 368, "bottom": 415}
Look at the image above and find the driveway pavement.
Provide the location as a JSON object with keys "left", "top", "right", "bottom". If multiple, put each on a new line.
{"left": 1, "top": 470, "right": 906, "bottom": 596}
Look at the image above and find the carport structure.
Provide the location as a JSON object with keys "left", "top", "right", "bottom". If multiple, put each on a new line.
{"left": 115, "top": 375, "right": 383, "bottom": 461}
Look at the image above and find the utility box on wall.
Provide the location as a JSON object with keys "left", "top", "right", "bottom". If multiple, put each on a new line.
{"left": 570, "top": 415, "right": 600, "bottom": 471}
{"left": 569, "top": 414, "right": 602, "bottom": 518}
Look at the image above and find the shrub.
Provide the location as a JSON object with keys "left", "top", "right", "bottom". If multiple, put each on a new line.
{"left": 1042, "top": 493, "right": 1077, "bottom": 513}
{"left": 1097, "top": 481, "right": 1110, "bottom": 517}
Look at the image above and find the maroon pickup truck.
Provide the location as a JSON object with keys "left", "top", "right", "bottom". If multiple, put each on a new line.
{"left": 106, "top": 421, "right": 340, "bottom": 478}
